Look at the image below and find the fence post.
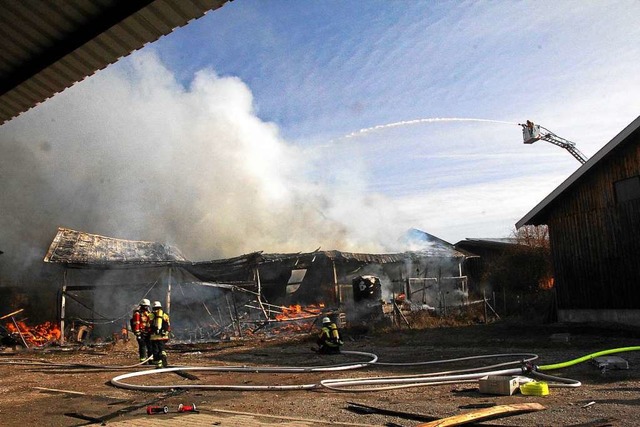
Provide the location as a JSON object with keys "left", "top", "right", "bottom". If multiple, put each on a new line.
{"left": 483, "top": 290, "right": 488, "bottom": 323}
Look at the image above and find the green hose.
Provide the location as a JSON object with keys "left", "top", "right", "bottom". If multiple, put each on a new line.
{"left": 538, "top": 346, "right": 640, "bottom": 371}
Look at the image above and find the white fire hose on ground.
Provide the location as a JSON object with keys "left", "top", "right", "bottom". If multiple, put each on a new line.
{"left": 110, "top": 351, "right": 582, "bottom": 392}
{"left": 110, "top": 350, "right": 378, "bottom": 391}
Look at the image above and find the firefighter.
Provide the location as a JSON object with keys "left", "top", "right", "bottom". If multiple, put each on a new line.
{"left": 149, "top": 300, "right": 170, "bottom": 368}
{"left": 316, "top": 316, "right": 343, "bottom": 354}
{"left": 130, "top": 299, "right": 152, "bottom": 363}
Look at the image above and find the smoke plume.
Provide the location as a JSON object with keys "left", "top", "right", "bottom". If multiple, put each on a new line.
{"left": 0, "top": 51, "right": 407, "bottom": 289}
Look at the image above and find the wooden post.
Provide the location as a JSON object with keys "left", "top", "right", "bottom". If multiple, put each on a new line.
{"left": 493, "top": 291, "right": 496, "bottom": 316}
{"left": 483, "top": 289, "right": 488, "bottom": 324}
{"left": 225, "top": 294, "right": 236, "bottom": 334}
{"left": 11, "top": 316, "right": 29, "bottom": 348}
{"left": 332, "top": 260, "right": 339, "bottom": 303}
{"left": 166, "top": 267, "right": 172, "bottom": 315}
{"left": 232, "top": 287, "right": 242, "bottom": 337}
{"left": 503, "top": 287, "right": 507, "bottom": 315}
{"left": 392, "top": 292, "right": 397, "bottom": 327}
{"left": 60, "top": 269, "right": 67, "bottom": 345}
{"left": 444, "top": 293, "right": 447, "bottom": 316}
{"left": 254, "top": 268, "right": 269, "bottom": 320}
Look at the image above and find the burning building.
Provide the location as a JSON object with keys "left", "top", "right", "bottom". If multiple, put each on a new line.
{"left": 37, "top": 226, "right": 473, "bottom": 344}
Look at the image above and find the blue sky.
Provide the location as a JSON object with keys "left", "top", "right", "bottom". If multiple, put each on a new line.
{"left": 1, "top": 0, "right": 639, "bottom": 271}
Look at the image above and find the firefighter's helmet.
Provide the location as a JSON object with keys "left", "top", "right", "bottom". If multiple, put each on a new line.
{"left": 322, "top": 317, "right": 331, "bottom": 324}
{"left": 140, "top": 298, "right": 151, "bottom": 307}
{"left": 153, "top": 301, "right": 162, "bottom": 309}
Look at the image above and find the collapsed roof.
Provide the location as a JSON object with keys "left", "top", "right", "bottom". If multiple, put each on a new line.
{"left": 44, "top": 227, "right": 467, "bottom": 278}
{"left": 44, "top": 227, "right": 187, "bottom": 267}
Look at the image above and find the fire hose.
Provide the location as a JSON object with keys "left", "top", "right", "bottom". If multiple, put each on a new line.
{"left": 0, "top": 356, "right": 153, "bottom": 370}
{"left": 319, "top": 347, "right": 640, "bottom": 392}
{"left": 536, "top": 346, "right": 640, "bottom": 371}
{"left": 110, "top": 350, "right": 378, "bottom": 391}
{"left": 8, "top": 347, "right": 634, "bottom": 392}
{"left": 109, "top": 348, "right": 640, "bottom": 392}
{"left": 109, "top": 352, "right": 557, "bottom": 392}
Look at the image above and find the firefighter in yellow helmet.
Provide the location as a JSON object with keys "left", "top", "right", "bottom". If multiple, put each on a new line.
{"left": 149, "top": 301, "right": 171, "bottom": 368}
{"left": 316, "top": 316, "right": 343, "bottom": 354}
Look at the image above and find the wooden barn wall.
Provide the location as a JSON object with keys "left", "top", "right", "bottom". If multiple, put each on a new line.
{"left": 548, "top": 131, "right": 640, "bottom": 310}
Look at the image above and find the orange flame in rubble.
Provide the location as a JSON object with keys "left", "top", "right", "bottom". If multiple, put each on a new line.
{"left": 6, "top": 320, "right": 61, "bottom": 346}
{"left": 275, "top": 303, "right": 325, "bottom": 321}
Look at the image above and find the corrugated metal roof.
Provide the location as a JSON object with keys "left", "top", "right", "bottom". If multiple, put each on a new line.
{"left": 0, "top": 0, "right": 228, "bottom": 125}
{"left": 43, "top": 226, "right": 468, "bottom": 273}
{"left": 454, "top": 238, "right": 520, "bottom": 255}
{"left": 516, "top": 115, "right": 640, "bottom": 227}
{"left": 44, "top": 227, "right": 187, "bottom": 266}
{"left": 323, "top": 249, "right": 465, "bottom": 262}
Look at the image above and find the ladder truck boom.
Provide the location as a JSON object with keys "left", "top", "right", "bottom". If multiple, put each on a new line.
{"left": 519, "top": 120, "right": 588, "bottom": 164}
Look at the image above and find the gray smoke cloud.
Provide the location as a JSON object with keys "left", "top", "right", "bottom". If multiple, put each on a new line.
{"left": 0, "top": 51, "right": 408, "bottom": 289}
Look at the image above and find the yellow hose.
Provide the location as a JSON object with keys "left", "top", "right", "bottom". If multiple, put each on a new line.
{"left": 538, "top": 346, "right": 640, "bottom": 371}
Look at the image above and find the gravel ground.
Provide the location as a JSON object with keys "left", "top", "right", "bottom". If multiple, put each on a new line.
{"left": 1, "top": 320, "right": 639, "bottom": 426}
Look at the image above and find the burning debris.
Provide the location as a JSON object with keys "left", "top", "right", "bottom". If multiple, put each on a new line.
{"left": 5, "top": 320, "right": 61, "bottom": 346}
{"left": 1, "top": 309, "right": 61, "bottom": 348}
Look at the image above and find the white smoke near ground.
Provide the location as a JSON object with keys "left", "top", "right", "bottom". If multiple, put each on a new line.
{"left": 0, "top": 51, "right": 409, "bottom": 287}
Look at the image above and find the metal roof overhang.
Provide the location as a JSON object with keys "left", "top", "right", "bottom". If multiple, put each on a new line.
{"left": 0, "top": 0, "right": 229, "bottom": 126}
{"left": 516, "top": 115, "right": 640, "bottom": 227}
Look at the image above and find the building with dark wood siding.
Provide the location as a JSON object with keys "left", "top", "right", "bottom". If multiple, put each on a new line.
{"left": 517, "top": 116, "right": 640, "bottom": 325}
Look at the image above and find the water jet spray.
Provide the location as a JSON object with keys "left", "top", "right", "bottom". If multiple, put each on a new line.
{"left": 345, "top": 117, "right": 518, "bottom": 138}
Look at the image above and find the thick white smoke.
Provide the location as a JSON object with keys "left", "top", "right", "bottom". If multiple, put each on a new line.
{"left": 0, "top": 51, "right": 408, "bottom": 286}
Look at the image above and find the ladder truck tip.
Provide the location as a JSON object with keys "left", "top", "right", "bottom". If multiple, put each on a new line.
{"left": 518, "top": 120, "right": 588, "bottom": 165}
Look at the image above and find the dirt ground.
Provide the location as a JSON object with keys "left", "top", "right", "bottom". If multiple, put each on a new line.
{"left": 2, "top": 320, "right": 640, "bottom": 427}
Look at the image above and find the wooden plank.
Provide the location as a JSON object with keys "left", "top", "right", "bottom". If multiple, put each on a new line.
{"left": 345, "top": 402, "right": 510, "bottom": 427}
{"left": 34, "top": 386, "right": 86, "bottom": 395}
{"left": 0, "top": 308, "right": 24, "bottom": 320}
{"left": 416, "top": 403, "right": 546, "bottom": 427}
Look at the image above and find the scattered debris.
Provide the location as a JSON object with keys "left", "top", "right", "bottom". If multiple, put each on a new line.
{"left": 346, "top": 401, "right": 438, "bottom": 422}
{"left": 451, "top": 387, "right": 478, "bottom": 393}
{"left": 582, "top": 401, "right": 596, "bottom": 408}
{"left": 173, "top": 370, "right": 200, "bottom": 380}
{"left": 592, "top": 356, "right": 629, "bottom": 373}
{"left": 63, "top": 412, "right": 105, "bottom": 425}
{"left": 88, "top": 389, "right": 185, "bottom": 423}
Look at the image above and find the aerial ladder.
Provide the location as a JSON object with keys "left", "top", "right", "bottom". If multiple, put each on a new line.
{"left": 519, "top": 120, "right": 588, "bottom": 164}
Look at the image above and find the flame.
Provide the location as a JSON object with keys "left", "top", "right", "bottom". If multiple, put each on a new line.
{"left": 5, "top": 320, "right": 61, "bottom": 346}
{"left": 539, "top": 277, "right": 555, "bottom": 290}
{"left": 274, "top": 303, "right": 325, "bottom": 321}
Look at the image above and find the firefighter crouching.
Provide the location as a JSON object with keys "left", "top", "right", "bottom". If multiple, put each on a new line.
{"left": 149, "top": 301, "right": 171, "bottom": 368}
{"left": 316, "top": 316, "right": 343, "bottom": 354}
{"left": 131, "top": 299, "right": 152, "bottom": 363}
